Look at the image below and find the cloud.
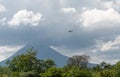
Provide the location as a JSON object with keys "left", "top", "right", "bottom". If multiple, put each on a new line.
{"left": 50, "top": 35, "right": 120, "bottom": 64}
{"left": 99, "top": 0, "right": 120, "bottom": 10}
{"left": 0, "top": 4, "right": 6, "bottom": 13}
{"left": 96, "top": 36, "right": 120, "bottom": 52}
{"left": 8, "top": 10, "right": 42, "bottom": 27}
{"left": 102, "top": 1, "right": 114, "bottom": 9}
{"left": 0, "top": 45, "right": 24, "bottom": 61}
{"left": 61, "top": 8, "right": 76, "bottom": 14}
{"left": 80, "top": 8, "right": 120, "bottom": 29}
{"left": 0, "top": 17, "right": 6, "bottom": 25}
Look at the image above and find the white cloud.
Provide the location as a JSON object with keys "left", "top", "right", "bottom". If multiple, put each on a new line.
{"left": 103, "top": 1, "right": 114, "bottom": 9}
{"left": 88, "top": 36, "right": 120, "bottom": 64}
{"left": 8, "top": 10, "right": 42, "bottom": 27}
{"left": 0, "top": 45, "right": 24, "bottom": 61}
{"left": 61, "top": 8, "right": 76, "bottom": 14}
{"left": 100, "top": 0, "right": 120, "bottom": 10}
{"left": 96, "top": 36, "right": 120, "bottom": 52}
{"left": 0, "top": 4, "right": 6, "bottom": 13}
{"left": 0, "top": 17, "right": 6, "bottom": 25}
{"left": 91, "top": 56, "right": 120, "bottom": 64}
{"left": 80, "top": 8, "right": 120, "bottom": 28}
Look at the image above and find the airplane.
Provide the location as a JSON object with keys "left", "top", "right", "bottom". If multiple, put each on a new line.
{"left": 68, "top": 30, "right": 73, "bottom": 32}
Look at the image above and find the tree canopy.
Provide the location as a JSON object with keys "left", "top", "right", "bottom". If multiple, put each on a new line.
{"left": 67, "top": 55, "right": 90, "bottom": 68}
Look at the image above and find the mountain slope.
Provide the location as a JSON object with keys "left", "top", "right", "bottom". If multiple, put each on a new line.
{"left": 0, "top": 44, "right": 97, "bottom": 67}
{"left": 0, "top": 44, "right": 69, "bottom": 67}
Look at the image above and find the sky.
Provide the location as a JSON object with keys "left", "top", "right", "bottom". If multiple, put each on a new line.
{"left": 0, "top": 0, "right": 120, "bottom": 64}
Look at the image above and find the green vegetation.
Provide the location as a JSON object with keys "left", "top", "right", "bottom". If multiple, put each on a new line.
{"left": 0, "top": 48, "right": 120, "bottom": 77}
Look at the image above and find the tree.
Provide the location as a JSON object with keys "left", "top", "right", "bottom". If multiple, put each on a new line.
{"left": 93, "top": 65, "right": 102, "bottom": 72}
{"left": 41, "top": 67, "right": 62, "bottom": 77}
{"left": 67, "top": 55, "right": 90, "bottom": 68}
{"left": 0, "top": 66, "right": 10, "bottom": 77}
{"left": 6, "top": 48, "right": 40, "bottom": 72}
{"left": 99, "top": 61, "right": 112, "bottom": 70}
{"left": 44, "top": 59, "right": 56, "bottom": 69}
{"left": 11, "top": 72, "right": 20, "bottom": 77}
{"left": 100, "top": 69, "right": 115, "bottom": 77}
{"left": 6, "top": 48, "right": 57, "bottom": 76}
{"left": 62, "top": 67, "right": 92, "bottom": 77}
{"left": 20, "top": 71, "right": 38, "bottom": 77}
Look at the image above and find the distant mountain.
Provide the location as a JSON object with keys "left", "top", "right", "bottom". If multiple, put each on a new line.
{"left": 0, "top": 44, "right": 69, "bottom": 67}
{"left": 0, "top": 43, "right": 97, "bottom": 67}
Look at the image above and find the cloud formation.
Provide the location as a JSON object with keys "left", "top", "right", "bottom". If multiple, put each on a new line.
{"left": 97, "top": 36, "right": 120, "bottom": 52}
{"left": 0, "top": 45, "right": 24, "bottom": 61}
{"left": 0, "top": 17, "right": 6, "bottom": 25}
{"left": 8, "top": 10, "right": 42, "bottom": 27}
{"left": 100, "top": 0, "right": 120, "bottom": 10}
{"left": 80, "top": 8, "right": 120, "bottom": 29}
{"left": 61, "top": 8, "right": 76, "bottom": 14}
{"left": 0, "top": 4, "right": 6, "bottom": 13}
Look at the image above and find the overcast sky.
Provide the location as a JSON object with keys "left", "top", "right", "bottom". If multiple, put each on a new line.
{"left": 0, "top": 0, "right": 120, "bottom": 64}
